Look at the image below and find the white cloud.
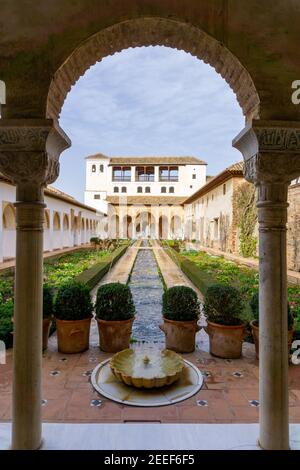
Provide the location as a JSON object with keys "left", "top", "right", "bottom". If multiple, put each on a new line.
{"left": 57, "top": 46, "right": 244, "bottom": 201}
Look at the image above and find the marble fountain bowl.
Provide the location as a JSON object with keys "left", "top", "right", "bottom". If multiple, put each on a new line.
{"left": 110, "top": 348, "right": 185, "bottom": 388}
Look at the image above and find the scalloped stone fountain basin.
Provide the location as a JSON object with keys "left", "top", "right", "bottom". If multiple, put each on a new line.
{"left": 110, "top": 348, "right": 184, "bottom": 388}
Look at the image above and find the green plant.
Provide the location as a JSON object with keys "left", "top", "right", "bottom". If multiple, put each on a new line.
{"left": 204, "top": 284, "right": 244, "bottom": 326}
{"left": 250, "top": 289, "right": 294, "bottom": 330}
{"left": 162, "top": 285, "right": 200, "bottom": 321}
{"left": 43, "top": 284, "right": 54, "bottom": 319}
{"left": 54, "top": 282, "right": 93, "bottom": 321}
{"left": 95, "top": 283, "right": 135, "bottom": 321}
{"left": 233, "top": 182, "right": 258, "bottom": 258}
{"left": 0, "top": 299, "right": 14, "bottom": 347}
{"left": 90, "top": 237, "right": 100, "bottom": 244}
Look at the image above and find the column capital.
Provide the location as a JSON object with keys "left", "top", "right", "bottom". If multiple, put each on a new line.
{"left": 233, "top": 120, "right": 300, "bottom": 184}
{"left": 0, "top": 119, "right": 71, "bottom": 187}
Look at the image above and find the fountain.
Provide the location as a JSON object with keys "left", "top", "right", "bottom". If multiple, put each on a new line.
{"left": 91, "top": 345, "right": 203, "bottom": 407}
{"left": 110, "top": 348, "right": 184, "bottom": 388}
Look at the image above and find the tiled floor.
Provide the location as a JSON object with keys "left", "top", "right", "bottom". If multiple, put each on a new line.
{"left": 1, "top": 327, "right": 300, "bottom": 424}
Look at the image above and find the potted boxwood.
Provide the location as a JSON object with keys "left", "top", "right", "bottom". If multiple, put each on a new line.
{"left": 54, "top": 282, "right": 93, "bottom": 353}
{"left": 160, "top": 285, "right": 200, "bottom": 353}
{"left": 250, "top": 290, "right": 294, "bottom": 359}
{"left": 95, "top": 282, "right": 135, "bottom": 352}
{"left": 43, "top": 284, "right": 54, "bottom": 351}
{"left": 0, "top": 298, "right": 14, "bottom": 349}
{"left": 204, "top": 284, "right": 245, "bottom": 359}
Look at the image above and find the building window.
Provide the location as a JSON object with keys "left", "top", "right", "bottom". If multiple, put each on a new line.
{"left": 112, "top": 166, "right": 131, "bottom": 181}
{"left": 114, "top": 187, "right": 119, "bottom": 193}
{"left": 92, "top": 164, "right": 96, "bottom": 173}
{"left": 136, "top": 166, "right": 154, "bottom": 182}
{"left": 214, "top": 218, "right": 219, "bottom": 240}
{"left": 137, "top": 186, "right": 143, "bottom": 193}
{"left": 223, "top": 183, "right": 226, "bottom": 195}
{"left": 94, "top": 194, "right": 100, "bottom": 199}
{"left": 121, "top": 186, "right": 127, "bottom": 193}
{"left": 159, "top": 166, "right": 178, "bottom": 182}
{"left": 100, "top": 164, "right": 104, "bottom": 172}
{"left": 161, "top": 187, "right": 167, "bottom": 193}
{"left": 192, "top": 174, "right": 196, "bottom": 179}
{"left": 169, "top": 187, "right": 174, "bottom": 193}
{"left": 145, "top": 187, "right": 151, "bottom": 193}
{"left": 190, "top": 185, "right": 193, "bottom": 189}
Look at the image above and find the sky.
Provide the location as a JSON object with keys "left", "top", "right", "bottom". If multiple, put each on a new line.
{"left": 57, "top": 46, "right": 244, "bottom": 201}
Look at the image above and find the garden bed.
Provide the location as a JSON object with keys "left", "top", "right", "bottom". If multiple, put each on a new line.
{"left": 164, "top": 246, "right": 300, "bottom": 335}
{"left": 0, "top": 242, "right": 129, "bottom": 347}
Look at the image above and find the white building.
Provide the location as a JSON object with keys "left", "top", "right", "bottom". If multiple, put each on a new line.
{"left": 84, "top": 154, "right": 207, "bottom": 215}
{"left": 0, "top": 174, "right": 104, "bottom": 263}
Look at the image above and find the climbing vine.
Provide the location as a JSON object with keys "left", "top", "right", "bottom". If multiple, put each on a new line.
{"left": 233, "top": 182, "right": 258, "bottom": 258}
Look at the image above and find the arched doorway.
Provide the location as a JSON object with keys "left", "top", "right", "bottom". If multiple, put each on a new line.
{"left": 52, "top": 212, "right": 61, "bottom": 250}
{"left": 63, "top": 214, "right": 70, "bottom": 247}
{"left": 159, "top": 215, "right": 169, "bottom": 239}
{"left": 2, "top": 203, "right": 16, "bottom": 259}
{"left": 43, "top": 210, "right": 51, "bottom": 251}
{"left": 170, "top": 215, "right": 182, "bottom": 239}
{"left": 124, "top": 215, "right": 132, "bottom": 239}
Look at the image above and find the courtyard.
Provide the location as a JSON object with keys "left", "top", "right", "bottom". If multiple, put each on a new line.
{"left": 1, "top": 0, "right": 300, "bottom": 454}
{"left": 1, "top": 241, "right": 300, "bottom": 449}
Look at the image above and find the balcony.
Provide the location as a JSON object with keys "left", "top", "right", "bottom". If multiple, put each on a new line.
{"left": 159, "top": 176, "right": 179, "bottom": 182}
{"left": 112, "top": 176, "right": 131, "bottom": 182}
{"left": 136, "top": 175, "right": 155, "bottom": 182}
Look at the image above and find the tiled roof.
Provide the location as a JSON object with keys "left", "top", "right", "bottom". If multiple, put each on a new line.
{"left": 85, "top": 153, "right": 110, "bottom": 160}
{"left": 109, "top": 156, "right": 206, "bottom": 165}
{"left": 184, "top": 161, "right": 244, "bottom": 204}
{"left": 107, "top": 196, "right": 186, "bottom": 205}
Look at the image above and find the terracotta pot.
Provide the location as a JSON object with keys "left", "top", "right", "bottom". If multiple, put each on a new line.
{"left": 205, "top": 320, "right": 246, "bottom": 359}
{"left": 96, "top": 317, "right": 134, "bottom": 352}
{"left": 56, "top": 317, "right": 91, "bottom": 354}
{"left": 159, "top": 318, "right": 200, "bottom": 353}
{"left": 42, "top": 318, "right": 52, "bottom": 351}
{"left": 250, "top": 320, "right": 294, "bottom": 359}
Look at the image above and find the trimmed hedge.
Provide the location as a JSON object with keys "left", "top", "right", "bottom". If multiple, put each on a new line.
{"left": 95, "top": 282, "right": 135, "bottom": 321}
{"left": 75, "top": 243, "right": 129, "bottom": 290}
{"left": 165, "top": 247, "right": 216, "bottom": 296}
{"left": 162, "top": 285, "right": 200, "bottom": 321}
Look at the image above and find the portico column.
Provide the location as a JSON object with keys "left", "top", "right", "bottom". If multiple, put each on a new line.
{"left": 0, "top": 119, "right": 70, "bottom": 449}
{"left": 233, "top": 120, "right": 300, "bottom": 450}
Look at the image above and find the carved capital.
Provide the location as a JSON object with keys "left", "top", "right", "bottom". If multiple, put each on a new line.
{"left": 233, "top": 120, "right": 300, "bottom": 184}
{"left": 0, "top": 119, "right": 71, "bottom": 188}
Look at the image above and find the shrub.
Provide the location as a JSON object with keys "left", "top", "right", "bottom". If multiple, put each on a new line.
{"left": 54, "top": 282, "right": 93, "bottom": 321}
{"left": 0, "top": 300, "right": 14, "bottom": 348}
{"left": 95, "top": 283, "right": 135, "bottom": 321}
{"left": 90, "top": 237, "right": 100, "bottom": 244}
{"left": 204, "top": 284, "right": 244, "bottom": 326}
{"left": 43, "top": 284, "right": 54, "bottom": 319}
{"left": 250, "top": 289, "right": 294, "bottom": 330}
{"left": 162, "top": 285, "right": 200, "bottom": 321}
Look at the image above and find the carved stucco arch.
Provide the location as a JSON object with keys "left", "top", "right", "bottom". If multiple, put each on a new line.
{"left": 47, "top": 18, "right": 260, "bottom": 122}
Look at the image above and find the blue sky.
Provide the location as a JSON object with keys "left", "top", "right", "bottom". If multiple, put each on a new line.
{"left": 57, "top": 46, "right": 244, "bottom": 201}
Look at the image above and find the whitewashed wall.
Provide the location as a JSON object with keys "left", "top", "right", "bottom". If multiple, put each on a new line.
{"left": 0, "top": 181, "right": 103, "bottom": 263}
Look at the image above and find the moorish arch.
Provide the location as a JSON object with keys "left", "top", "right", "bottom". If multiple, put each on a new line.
{"left": 2, "top": 203, "right": 16, "bottom": 230}
{"left": 47, "top": 18, "right": 260, "bottom": 123}
{"left": 53, "top": 212, "right": 61, "bottom": 231}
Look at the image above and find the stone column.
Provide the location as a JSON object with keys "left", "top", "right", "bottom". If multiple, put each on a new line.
{"left": 0, "top": 119, "right": 70, "bottom": 450}
{"left": 233, "top": 120, "right": 300, "bottom": 450}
